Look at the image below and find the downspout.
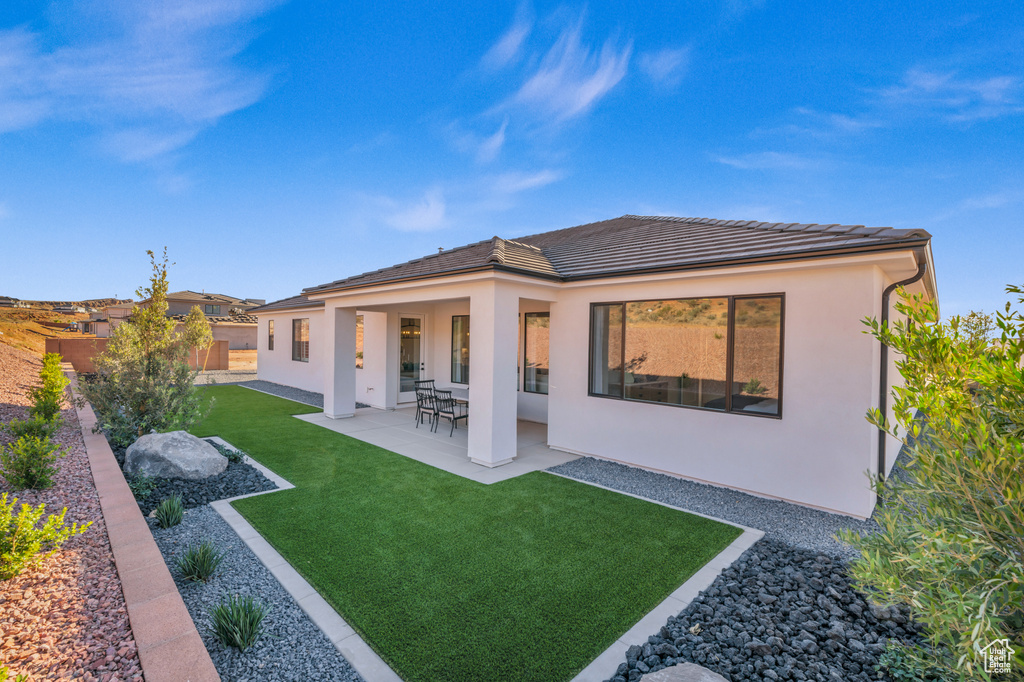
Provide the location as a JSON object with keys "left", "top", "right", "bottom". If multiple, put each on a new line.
{"left": 876, "top": 247, "right": 928, "bottom": 493}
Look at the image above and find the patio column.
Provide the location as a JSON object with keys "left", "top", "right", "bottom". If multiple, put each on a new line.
{"left": 324, "top": 306, "right": 357, "bottom": 419}
{"left": 468, "top": 283, "right": 518, "bottom": 467}
{"left": 384, "top": 311, "right": 400, "bottom": 410}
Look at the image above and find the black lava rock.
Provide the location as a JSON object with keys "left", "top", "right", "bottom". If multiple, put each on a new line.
{"left": 604, "top": 538, "right": 922, "bottom": 682}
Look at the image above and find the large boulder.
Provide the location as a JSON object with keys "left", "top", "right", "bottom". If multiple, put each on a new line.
{"left": 125, "top": 431, "right": 228, "bottom": 480}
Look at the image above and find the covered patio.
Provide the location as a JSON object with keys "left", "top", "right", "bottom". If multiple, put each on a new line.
{"left": 295, "top": 406, "right": 577, "bottom": 484}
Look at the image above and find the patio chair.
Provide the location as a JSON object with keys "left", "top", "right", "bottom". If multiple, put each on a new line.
{"left": 432, "top": 390, "right": 468, "bottom": 436}
{"left": 414, "top": 387, "right": 436, "bottom": 428}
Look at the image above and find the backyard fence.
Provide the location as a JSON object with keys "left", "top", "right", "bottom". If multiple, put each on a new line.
{"left": 44, "top": 338, "right": 229, "bottom": 373}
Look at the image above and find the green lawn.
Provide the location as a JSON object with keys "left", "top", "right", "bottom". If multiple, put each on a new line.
{"left": 192, "top": 385, "right": 741, "bottom": 682}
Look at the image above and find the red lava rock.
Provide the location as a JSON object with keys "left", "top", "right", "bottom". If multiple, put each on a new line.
{"left": 0, "top": 344, "right": 141, "bottom": 679}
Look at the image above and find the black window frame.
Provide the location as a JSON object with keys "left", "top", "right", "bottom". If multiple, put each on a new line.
{"left": 268, "top": 319, "right": 275, "bottom": 351}
{"left": 292, "top": 318, "right": 309, "bottom": 363}
{"left": 451, "top": 315, "right": 470, "bottom": 384}
{"left": 523, "top": 312, "right": 550, "bottom": 394}
{"left": 587, "top": 294, "right": 785, "bottom": 419}
{"left": 204, "top": 304, "right": 221, "bottom": 315}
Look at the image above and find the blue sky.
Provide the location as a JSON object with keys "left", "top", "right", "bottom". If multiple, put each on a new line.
{"left": 1, "top": 1, "right": 1021, "bottom": 317}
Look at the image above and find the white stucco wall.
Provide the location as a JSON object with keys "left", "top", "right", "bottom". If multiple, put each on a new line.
{"left": 255, "top": 308, "right": 325, "bottom": 394}
{"left": 546, "top": 262, "right": 893, "bottom": 518}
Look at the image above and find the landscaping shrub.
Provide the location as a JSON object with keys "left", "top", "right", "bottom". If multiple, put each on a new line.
{"left": 210, "top": 594, "right": 269, "bottom": 651}
{"left": 153, "top": 493, "right": 184, "bottom": 528}
{"left": 174, "top": 540, "right": 226, "bottom": 582}
{"left": 0, "top": 493, "right": 91, "bottom": 580}
{"left": 841, "top": 284, "right": 1024, "bottom": 680}
{"left": 3, "top": 415, "right": 59, "bottom": 442}
{"left": 877, "top": 641, "right": 957, "bottom": 682}
{"left": 78, "top": 249, "right": 212, "bottom": 448}
{"left": 0, "top": 435, "right": 67, "bottom": 490}
{"left": 0, "top": 665, "right": 28, "bottom": 682}
{"left": 126, "top": 473, "right": 156, "bottom": 500}
{"left": 208, "top": 440, "right": 244, "bottom": 463}
{"left": 28, "top": 353, "right": 69, "bottom": 423}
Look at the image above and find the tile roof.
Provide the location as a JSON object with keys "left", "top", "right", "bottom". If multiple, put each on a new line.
{"left": 303, "top": 214, "right": 931, "bottom": 294}
{"left": 164, "top": 291, "right": 258, "bottom": 305}
{"left": 246, "top": 295, "right": 325, "bottom": 314}
{"left": 168, "top": 313, "right": 258, "bottom": 324}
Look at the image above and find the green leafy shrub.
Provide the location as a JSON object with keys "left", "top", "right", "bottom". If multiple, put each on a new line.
{"left": 208, "top": 440, "right": 243, "bottom": 463}
{"left": 28, "top": 353, "right": 69, "bottom": 424}
{"left": 126, "top": 473, "right": 157, "bottom": 500}
{"left": 0, "top": 435, "right": 67, "bottom": 490}
{"left": 840, "top": 284, "right": 1024, "bottom": 680}
{"left": 153, "top": 493, "right": 183, "bottom": 528}
{"left": 210, "top": 594, "right": 269, "bottom": 651}
{"left": 0, "top": 493, "right": 91, "bottom": 580}
{"left": 3, "top": 415, "right": 59, "bottom": 442}
{"left": 877, "top": 641, "right": 956, "bottom": 682}
{"left": 174, "top": 540, "right": 226, "bottom": 582}
{"left": 0, "top": 665, "right": 28, "bottom": 682}
{"left": 78, "top": 249, "right": 212, "bottom": 448}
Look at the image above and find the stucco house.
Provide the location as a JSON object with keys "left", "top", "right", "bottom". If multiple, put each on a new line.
{"left": 89, "top": 291, "right": 265, "bottom": 349}
{"left": 249, "top": 215, "right": 937, "bottom": 518}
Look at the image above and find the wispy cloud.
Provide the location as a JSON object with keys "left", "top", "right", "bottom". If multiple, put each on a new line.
{"left": 384, "top": 188, "right": 448, "bottom": 231}
{"left": 504, "top": 16, "right": 631, "bottom": 122}
{"left": 880, "top": 69, "right": 1023, "bottom": 122}
{"left": 638, "top": 47, "right": 690, "bottom": 89}
{"left": 480, "top": 4, "right": 532, "bottom": 71}
{"left": 491, "top": 169, "right": 563, "bottom": 194}
{"left": 929, "top": 188, "right": 1024, "bottom": 223}
{"left": 0, "top": 0, "right": 279, "bottom": 162}
{"left": 715, "top": 151, "right": 818, "bottom": 170}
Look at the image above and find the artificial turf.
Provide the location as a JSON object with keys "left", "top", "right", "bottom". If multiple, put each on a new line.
{"left": 192, "top": 385, "right": 742, "bottom": 682}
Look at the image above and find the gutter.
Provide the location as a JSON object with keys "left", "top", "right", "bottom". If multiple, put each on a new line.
{"left": 876, "top": 246, "right": 928, "bottom": 495}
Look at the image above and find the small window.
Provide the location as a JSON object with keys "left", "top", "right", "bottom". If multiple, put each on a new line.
{"left": 356, "top": 315, "right": 364, "bottom": 368}
{"left": 268, "top": 320, "right": 274, "bottom": 351}
{"left": 205, "top": 304, "right": 221, "bottom": 315}
{"left": 292, "top": 318, "right": 309, "bottom": 362}
{"left": 524, "top": 313, "right": 549, "bottom": 394}
{"left": 451, "top": 315, "right": 469, "bottom": 384}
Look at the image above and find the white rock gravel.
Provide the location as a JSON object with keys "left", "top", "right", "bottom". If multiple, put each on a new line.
{"left": 150, "top": 506, "right": 364, "bottom": 682}
{"left": 0, "top": 343, "right": 142, "bottom": 680}
{"left": 548, "top": 457, "right": 877, "bottom": 558}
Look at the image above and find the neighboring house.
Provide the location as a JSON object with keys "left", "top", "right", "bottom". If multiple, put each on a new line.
{"left": 249, "top": 215, "right": 937, "bottom": 518}
{"left": 0, "top": 296, "right": 19, "bottom": 308}
{"left": 101, "top": 291, "right": 265, "bottom": 350}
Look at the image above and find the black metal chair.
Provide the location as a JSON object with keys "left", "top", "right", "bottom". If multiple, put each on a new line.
{"left": 414, "top": 384, "right": 436, "bottom": 428}
{"left": 432, "top": 390, "right": 468, "bottom": 436}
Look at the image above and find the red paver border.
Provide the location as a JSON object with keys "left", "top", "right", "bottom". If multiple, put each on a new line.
{"left": 66, "top": 369, "right": 221, "bottom": 682}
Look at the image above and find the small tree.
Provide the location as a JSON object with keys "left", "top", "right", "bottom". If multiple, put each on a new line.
{"left": 181, "top": 305, "right": 214, "bottom": 373}
{"left": 79, "top": 249, "right": 212, "bottom": 448}
{"left": 841, "top": 285, "right": 1024, "bottom": 680}
{"left": 29, "top": 353, "right": 69, "bottom": 423}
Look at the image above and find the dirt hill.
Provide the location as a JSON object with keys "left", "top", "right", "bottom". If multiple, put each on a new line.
{"left": 0, "top": 308, "right": 92, "bottom": 356}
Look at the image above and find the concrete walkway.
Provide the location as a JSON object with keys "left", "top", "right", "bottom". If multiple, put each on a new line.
{"left": 295, "top": 406, "right": 579, "bottom": 484}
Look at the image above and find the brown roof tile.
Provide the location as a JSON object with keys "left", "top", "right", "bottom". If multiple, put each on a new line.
{"left": 301, "top": 214, "right": 931, "bottom": 294}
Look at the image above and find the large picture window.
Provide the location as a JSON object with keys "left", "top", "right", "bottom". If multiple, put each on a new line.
{"left": 524, "top": 313, "right": 549, "bottom": 394}
{"left": 205, "top": 304, "right": 221, "bottom": 315}
{"left": 451, "top": 315, "right": 469, "bottom": 384}
{"left": 268, "top": 320, "right": 274, "bottom": 350}
{"left": 292, "top": 318, "right": 309, "bottom": 362}
{"left": 589, "top": 295, "right": 783, "bottom": 416}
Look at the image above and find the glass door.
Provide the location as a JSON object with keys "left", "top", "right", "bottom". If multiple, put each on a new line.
{"left": 399, "top": 315, "right": 424, "bottom": 402}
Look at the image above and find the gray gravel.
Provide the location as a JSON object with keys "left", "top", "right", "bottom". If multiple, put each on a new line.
{"left": 228, "top": 380, "right": 370, "bottom": 409}
{"left": 150, "top": 506, "right": 363, "bottom": 682}
{"left": 547, "top": 457, "right": 876, "bottom": 558}
{"left": 195, "top": 370, "right": 259, "bottom": 385}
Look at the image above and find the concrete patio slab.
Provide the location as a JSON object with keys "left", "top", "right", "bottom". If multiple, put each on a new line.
{"left": 294, "top": 407, "right": 579, "bottom": 484}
